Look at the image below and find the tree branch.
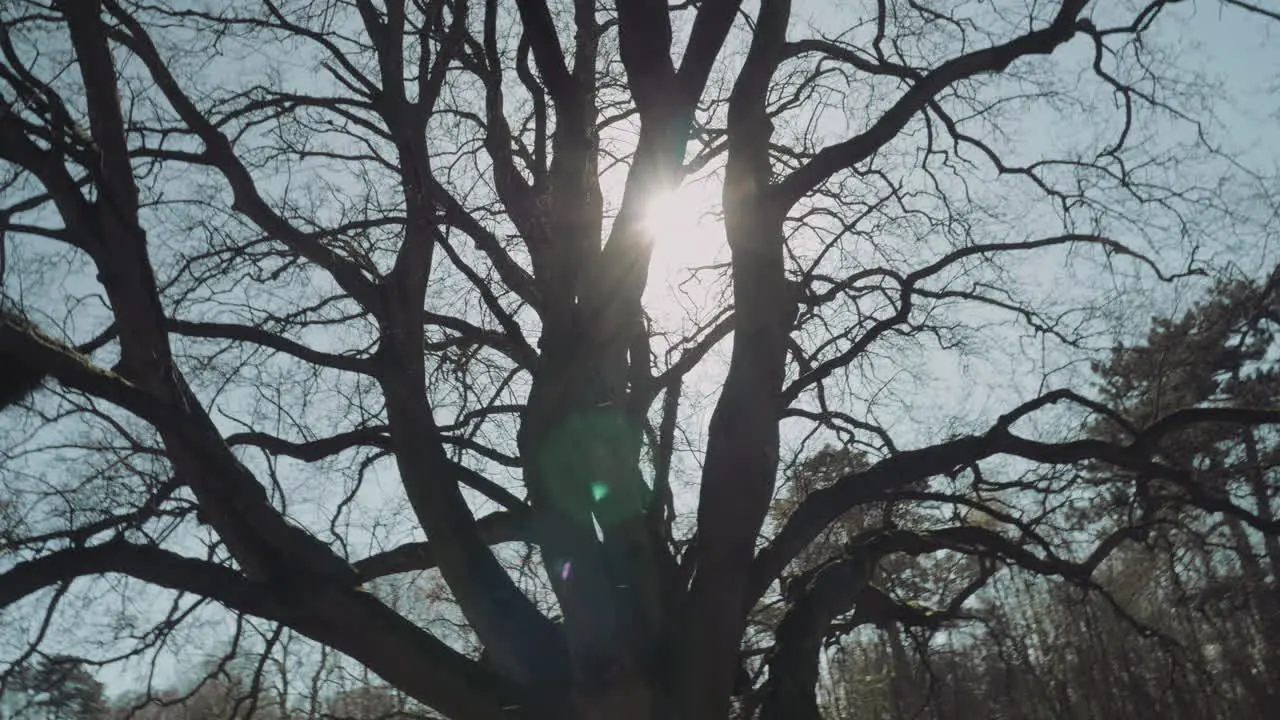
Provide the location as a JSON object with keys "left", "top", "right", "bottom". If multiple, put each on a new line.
{"left": 353, "top": 510, "right": 530, "bottom": 580}
{"left": 0, "top": 540, "right": 518, "bottom": 720}
{"left": 514, "top": 0, "right": 572, "bottom": 102}
{"left": 754, "top": 394, "right": 1280, "bottom": 607}
{"left": 773, "top": 0, "right": 1089, "bottom": 208}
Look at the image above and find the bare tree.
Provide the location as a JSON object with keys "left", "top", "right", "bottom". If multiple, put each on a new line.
{"left": 1, "top": 1, "right": 1278, "bottom": 719}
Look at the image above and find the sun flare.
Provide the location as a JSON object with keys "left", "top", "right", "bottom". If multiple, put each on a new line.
{"left": 640, "top": 188, "right": 713, "bottom": 243}
{"left": 638, "top": 182, "right": 724, "bottom": 286}
{"left": 634, "top": 181, "right": 727, "bottom": 323}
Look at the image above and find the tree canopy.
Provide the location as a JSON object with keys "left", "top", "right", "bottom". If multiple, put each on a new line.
{"left": 1, "top": 1, "right": 1278, "bottom": 719}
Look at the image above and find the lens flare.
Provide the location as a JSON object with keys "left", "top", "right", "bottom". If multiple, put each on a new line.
{"left": 591, "top": 482, "right": 610, "bottom": 502}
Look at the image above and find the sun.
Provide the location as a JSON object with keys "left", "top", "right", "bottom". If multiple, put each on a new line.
{"left": 638, "top": 180, "right": 725, "bottom": 308}
{"left": 640, "top": 188, "right": 713, "bottom": 243}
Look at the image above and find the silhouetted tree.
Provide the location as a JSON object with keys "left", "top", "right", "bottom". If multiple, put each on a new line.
{"left": 4, "top": 656, "right": 105, "bottom": 720}
{"left": 2, "top": 2, "right": 1279, "bottom": 719}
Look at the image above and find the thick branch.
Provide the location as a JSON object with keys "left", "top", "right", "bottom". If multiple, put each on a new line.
{"left": 678, "top": 1, "right": 792, "bottom": 717}
{"left": 615, "top": 0, "right": 677, "bottom": 112}
{"left": 354, "top": 510, "right": 530, "bottom": 580}
{"left": 167, "top": 319, "right": 374, "bottom": 375}
{"left": 0, "top": 540, "right": 517, "bottom": 720}
{"left": 676, "top": 0, "right": 743, "bottom": 101}
{"left": 514, "top": 0, "right": 572, "bottom": 102}
{"left": 754, "top": 396, "right": 1280, "bottom": 606}
{"left": 0, "top": 541, "right": 277, "bottom": 616}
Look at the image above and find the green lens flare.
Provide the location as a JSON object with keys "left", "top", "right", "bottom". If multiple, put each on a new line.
{"left": 536, "top": 407, "right": 644, "bottom": 528}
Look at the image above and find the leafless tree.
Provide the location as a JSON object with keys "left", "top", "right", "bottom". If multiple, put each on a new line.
{"left": 1, "top": 1, "right": 1278, "bottom": 719}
